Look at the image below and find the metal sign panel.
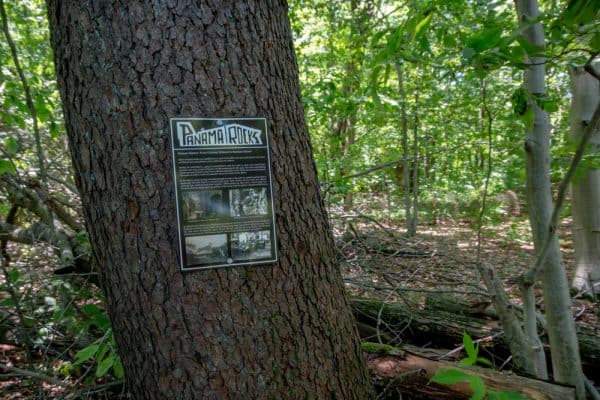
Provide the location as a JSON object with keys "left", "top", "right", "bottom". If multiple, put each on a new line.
{"left": 170, "top": 117, "right": 277, "bottom": 271}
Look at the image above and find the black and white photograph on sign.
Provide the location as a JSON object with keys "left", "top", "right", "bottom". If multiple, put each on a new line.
{"left": 229, "top": 187, "right": 268, "bottom": 217}
{"left": 181, "top": 190, "right": 229, "bottom": 221}
{"left": 231, "top": 231, "right": 272, "bottom": 261}
{"left": 185, "top": 234, "right": 228, "bottom": 266}
{"left": 171, "top": 117, "right": 278, "bottom": 270}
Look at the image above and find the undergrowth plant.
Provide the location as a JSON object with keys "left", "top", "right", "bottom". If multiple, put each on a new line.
{"left": 429, "top": 332, "right": 529, "bottom": 400}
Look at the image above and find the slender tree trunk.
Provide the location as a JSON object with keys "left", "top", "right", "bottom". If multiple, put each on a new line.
{"left": 514, "top": 0, "right": 585, "bottom": 397}
{"left": 331, "top": 0, "right": 375, "bottom": 212}
{"left": 395, "top": 62, "right": 413, "bottom": 235}
{"left": 570, "top": 64, "right": 600, "bottom": 295}
{"left": 47, "top": 2, "right": 373, "bottom": 399}
{"left": 410, "top": 77, "right": 420, "bottom": 235}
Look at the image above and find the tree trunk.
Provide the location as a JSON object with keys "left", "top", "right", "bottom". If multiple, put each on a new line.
{"left": 569, "top": 64, "right": 600, "bottom": 295}
{"left": 410, "top": 75, "right": 420, "bottom": 235}
{"left": 46, "top": 2, "right": 373, "bottom": 399}
{"left": 330, "top": 0, "right": 374, "bottom": 213}
{"left": 395, "top": 62, "right": 413, "bottom": 235}
{"left": 514, "top": 0, "right": 585, "bottom": 397}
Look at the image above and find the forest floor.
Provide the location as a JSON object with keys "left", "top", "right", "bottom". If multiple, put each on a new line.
{"left": 331, "top": 204, "right": 600, "bottom": 397}
{"left": 2, "top": 207, "right": 599, "bottom": 399}
{"left": 332, "top": 206, "right": 598, "bottom": 328}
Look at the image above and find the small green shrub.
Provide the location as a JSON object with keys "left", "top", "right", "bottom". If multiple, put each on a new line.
{"left": 429, "top": 332, "right": 529, "bottom": 400}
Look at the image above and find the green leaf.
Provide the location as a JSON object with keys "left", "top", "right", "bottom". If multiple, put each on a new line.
{"left": 591, "top": 32, "right": 600, "bottom": 52}
{"left": 96, "top": 355, "right": 115, "bottom": 377}
{"left": 536, "top": 96, "right": 559, "bottom": 113}
{"left": 8, "top": 268, "right": 20, "bottom": 283}
{"left": 74, "top": 344, "right": 99, "bottom": 364}
{"left": 370, "top": 29, "right": 388, "bottom": 47}
{"left": 476, "top": 356, "right": 493, "bottom": 367}
{"left": 429, "top": 368, "right": 472, "bottom": 385}
{"left": 467, "top": 375, "right": 486, "bottom": 400}
{"left": 82, "top": 303, "right": 112, "bottom": 332}
{"left": 387, "top": 26, "right": 404, "bottom": 55}
{"left": 463, "top": 331, "right": 477, "bottom": 360}
{"left": 92, "top": 314, "right": 111, "bottom": 333}
{"left": 4, "top": 137, "right": 18, "bottom": 155}
{"left": 35, "top": 94, "right": 51, "bottom": 123}
{"left": 441, "top": 28, "right": 457, "bottom": 47}
{"left": 562, "top": 0, "right": 600, "bottom": 27}
{"left": 459, "top": 357, "right": 476, "bottom": 366}
{"left": 511, "top": 87, "right": 528, "bottom": 116}
{"left": 95, "top": 343, "right": 110, "bottom": 363}
{"left": 23, "top": 316, "right": 34, "bottom": 327}
{"left": 502, "top": 44, "right": 526, "bottom": 65}
{"left": 1, "top": 298, "right": 15, "bottom": 307}
{"left": 417, "top": 35, "right": 431, "bottom": 53}
{"left": 0, "top": 160, "right": 17, "bottom": 175}
{"left": 414, "top": 12, "right": 433, "bottom": 39}
{"left": 112, "top": 357, "right": 124, "bottom": 379}
{"left": 466, "top": 27, "right": 503, "bottom": 53}
{"left": 516, "top": 36, "right": 545, "bottom": 57}
{"left": 49, "top": 120, "right": 59, "bottom": 139}
{"left": 82, "top": 303, "right": 103, "bottom": 316}
{"left": 522, "top": 108, "right": 535, "bottom": 130}
{"left": 542, "top": 99, "right": 559, "bottom": 113}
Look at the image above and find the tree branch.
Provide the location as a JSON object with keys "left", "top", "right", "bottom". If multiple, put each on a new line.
{"left": 0, "top": 222, "right": 52, "bottom": 244}
{"left": 1, "top": 174, "right": 82, "bottom": 231}
{"left": 583, "top": 53, "right": 599, "bottom": 81}
{"left": 0, "top": 363, "right": 68, "bottom": 387}
{"left": 1, "top": 175, "right": 52, "bottom": 225}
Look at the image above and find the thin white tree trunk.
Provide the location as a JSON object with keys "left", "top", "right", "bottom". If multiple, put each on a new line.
{"left": 570, "top": 64, "right": 600, "bottom": 295}
{"left": 480, "top": 264, "right": 542, "bottom": 376}
{"left": 514, "top": 0, "right": 585, "bottom": 397}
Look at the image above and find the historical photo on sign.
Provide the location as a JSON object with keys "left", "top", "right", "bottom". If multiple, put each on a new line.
{"left": 229, "top": 187, "right": 268, "bottom": 217}
{"left": 171, "top": 117, "right": 277, "bottom": 270}
{"left": 181, "top": 190, "right": 229, "bottom": 221}
{"left": 231, "top": 231, "right": 272, "bottom": 261}
{"left": 185, "top": 234, "right": 228, "bottom": 266}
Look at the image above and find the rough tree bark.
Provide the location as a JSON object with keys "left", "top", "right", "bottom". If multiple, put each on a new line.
{"left": 46, "top": 1, "right": 373, "bottom": 399}
{"left": 569, "top": 64, "right": 600, "bottom": 295}
{"left": 514, "top": 0, "right": 585, "bottom": 397}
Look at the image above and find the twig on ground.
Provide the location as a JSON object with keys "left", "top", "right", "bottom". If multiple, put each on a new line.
{"left": 65, "top": 379, "right": 125, "bottom": 400}
{"left": 0, "top": 363, "right": 68, "bottom": 387}
{"left": 336, "top": 212, "right": 402, "bottom": 239}
{"left": 376, "top": 369, "right": 425, "bottom": 400}
{"left": 344, "top": 279, "right": 490, "bottom": 297}
{"left": 438, "top": 332, "right": 503, "bottom": 360}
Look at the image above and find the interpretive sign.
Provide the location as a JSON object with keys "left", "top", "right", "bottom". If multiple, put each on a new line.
{"left": 170, "top": 117, "right": 277, "bottom": 271}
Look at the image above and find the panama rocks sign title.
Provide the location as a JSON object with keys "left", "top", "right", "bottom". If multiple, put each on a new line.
{"left": 176, "top": 121, "right": 263, "bottom": 147}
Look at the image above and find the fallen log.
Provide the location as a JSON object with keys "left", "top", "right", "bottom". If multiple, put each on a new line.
{"left": 351, "top": 297, "right": 600, "bottom": 380}
{"left": 363, "top": 345, "right": 576, "bottom": 400}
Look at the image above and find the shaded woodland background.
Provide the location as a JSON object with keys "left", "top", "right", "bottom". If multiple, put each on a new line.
{"left": 1, "top": 0, "right": 599, "bottom": 398}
